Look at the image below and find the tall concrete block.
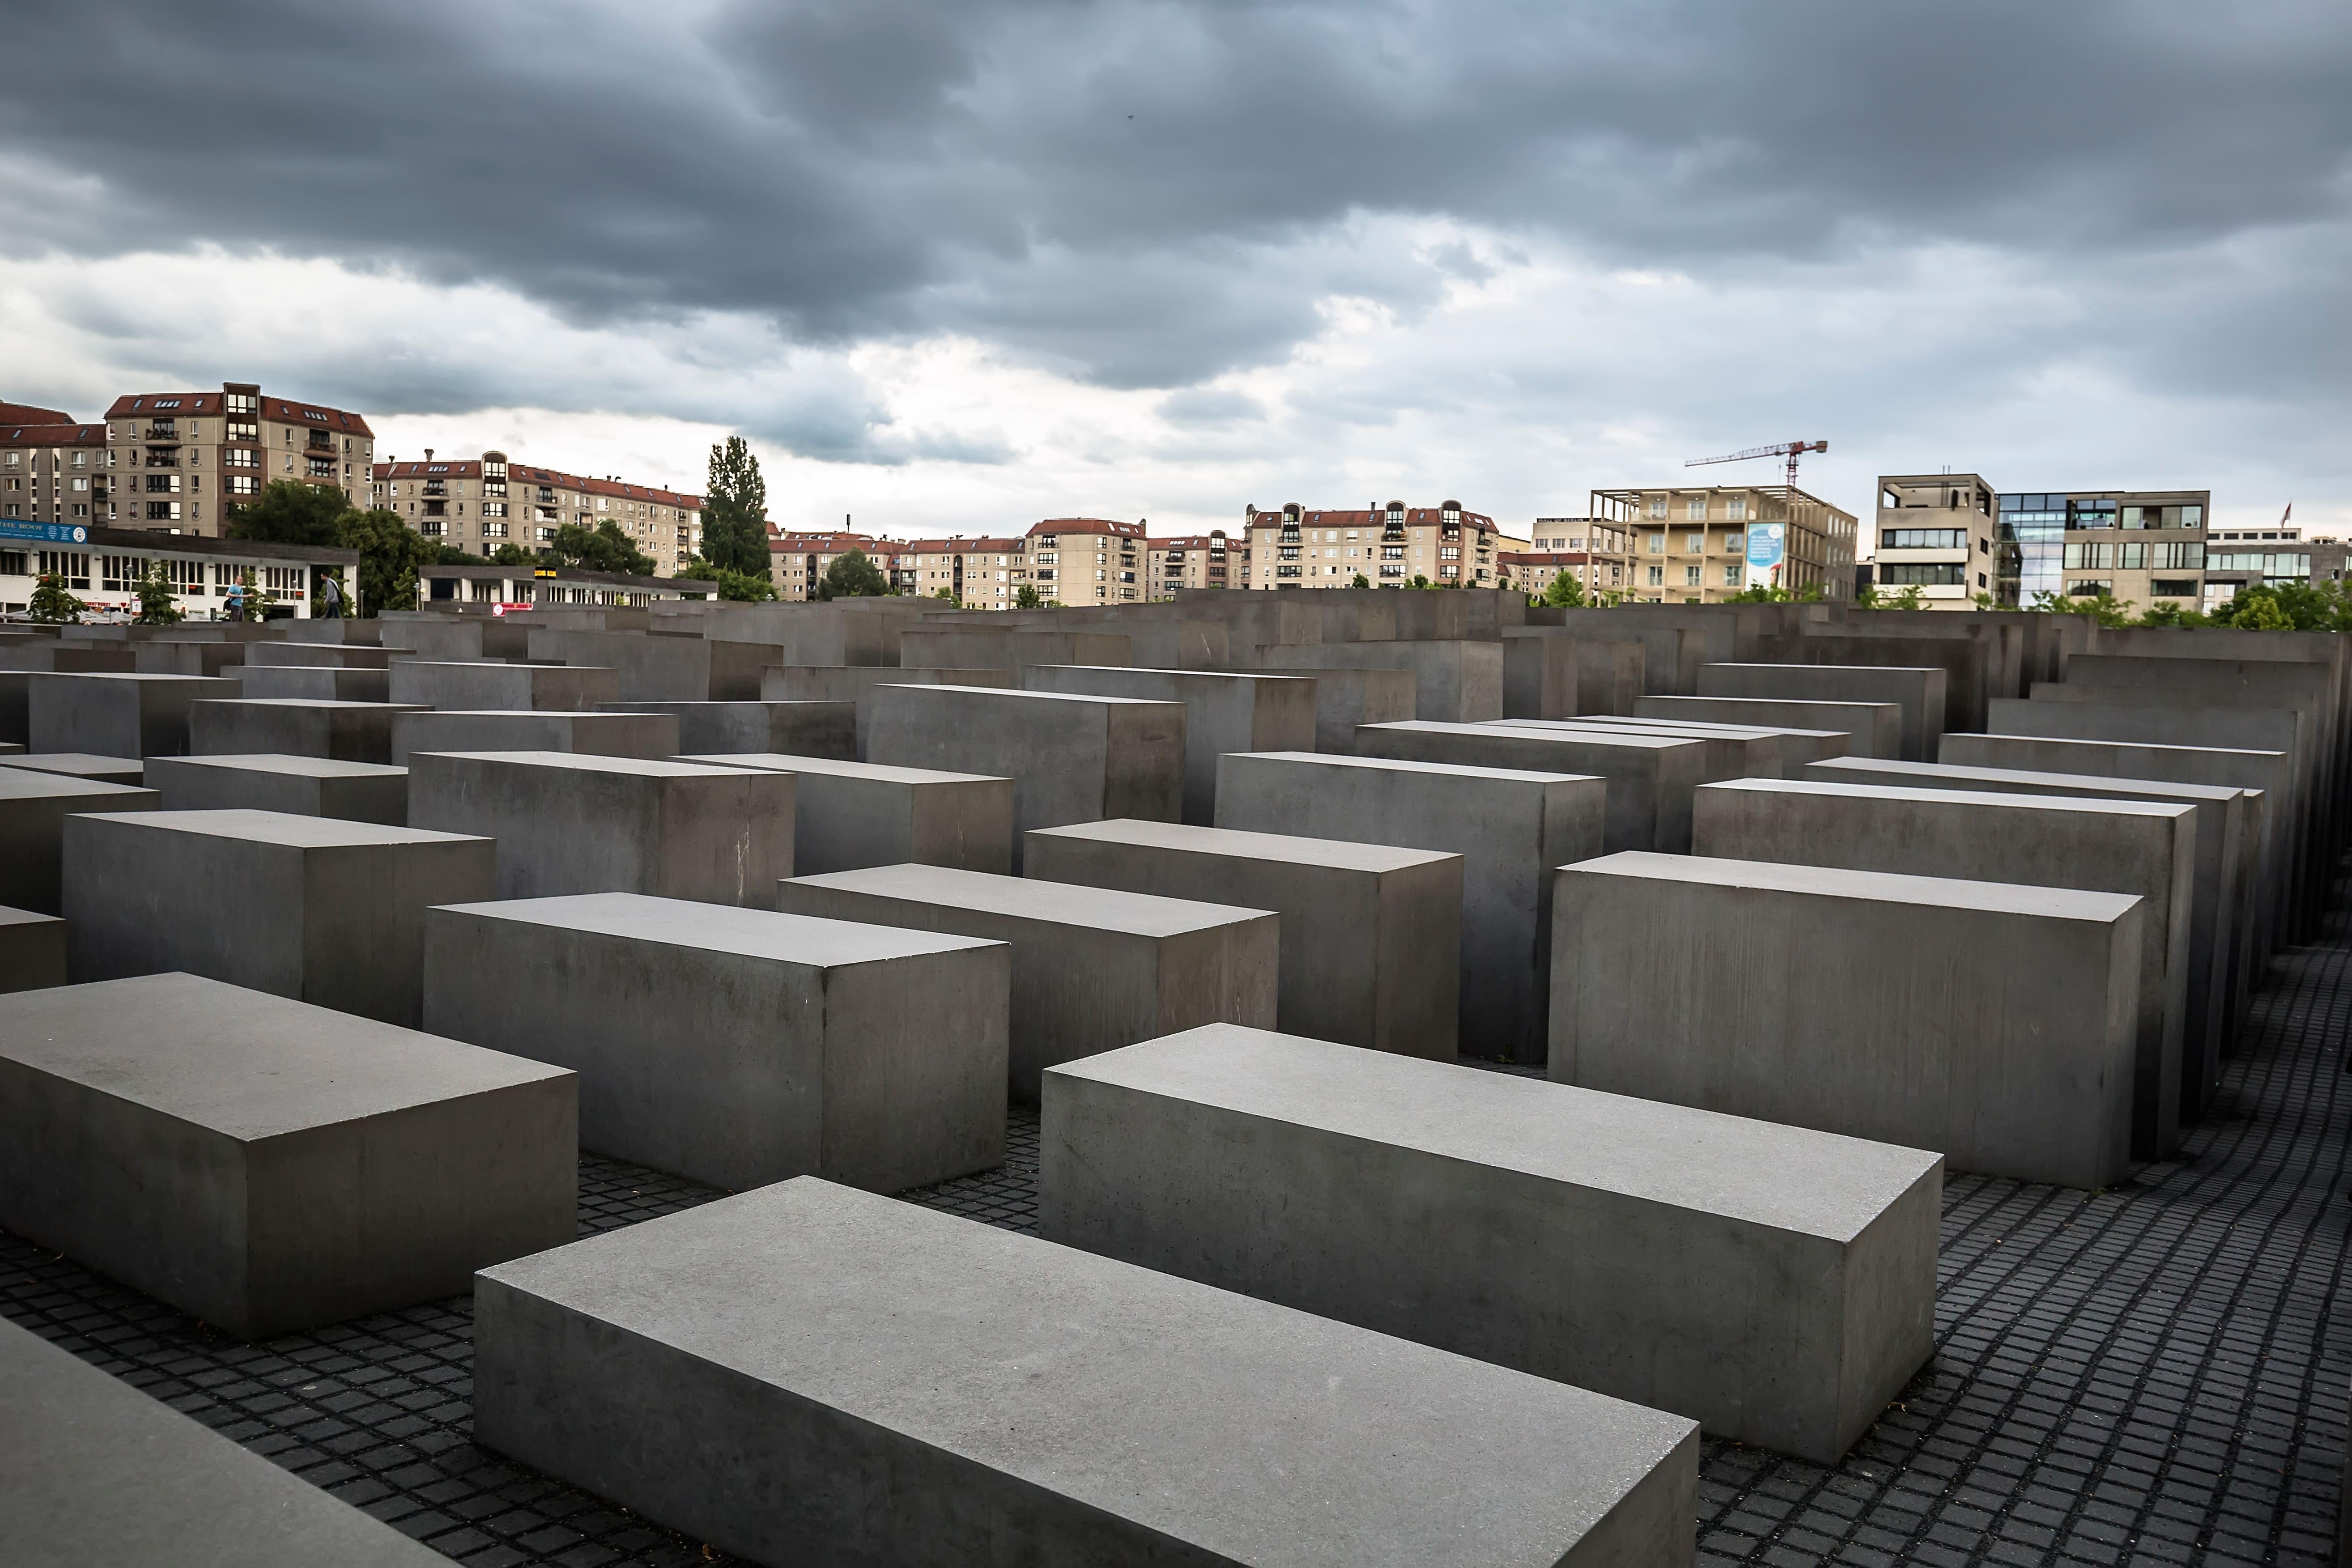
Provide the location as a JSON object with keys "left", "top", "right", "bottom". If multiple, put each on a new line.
{"left": 1697, "top": 663, "right": 1946, "bottom": 761}
{"left": 1552, "top": 852, "right": 2144, "bottom": 1189}
{"left": 133, "top": 638, "right": 262, "bottom": 677}
{"left": 682, "top": 752, "right": 1014, "bottom": 875}
{"left": 143, "top": 754, "right": 410, "bottom": 826}
{"left": 1024, "top": 665, "right": 1317, "bottom": 825}
{"left": 1042, "top": 1025, "right": 1939, "bottom": 1464}
{"left": 188, "top": 696, "right": 429, "bottom": 763}
{"left": 1500, "top": 630, "right": 1646, "bottom": 719}
{"left": 387, "top": 659, "right": 620, "bottom": 711}
{"left": 390, "top": 707, "right": 679, "bottom": 765}
{"left": 1025, "top": 818, "right": 1462, "bottom": 1058}
{"left": 680, "top": 601, "right": 904, "bottom": 666}
{"left": 0, "top": 972, "right": 574, "bottom": 1338}
{"left": 899, "top": 627, "right": 1131, "bottom": 678}
{"left": 1753, "top": 633, "right": 1989, "bottom": 733}
{"left": 26, "top": 671, "right": 238, "bottom": 757}
{"left": 0, "top": 770, "right": 160, "bottom": 914}
{"left": 528, "top": 627, "right": 783, "bottom": 701}
{"left": 761, "top": 663, "right": 1009, "bottom": 703}
{"left": 380, "top": 614, "right": 533, "bottom": 662}
{"left": 1354, "top": 718, "right": 1707, "bottom": 852}
{"left": 866, "top": 685, "right": 1184, "bottom": 870}
{"left": 1247, "top": 663, "right": 1418, "bottom": 752}
{"left": 1636, "top": 693, "right": 1904, "bottom": 759}
{"left": 0, "top": 1316, "right": 454, "bottom": 1566}
{"left": 0, "top": 905, "right": 66, "bottom": 993}
{"left": 1214, "top": 749, "right": 1603, "bottom": 1062}
{"left": 1691, "top": 777, "right": 2196, "bottom": 1160}
{"left": 408, "top": 751, "right": 793, "bottom": 904}
{"left": 1253, "top": 638, "right": 1503, "bottom": 722}
{"left": 602, "top": 698, "right": 856, "bottom": 758}
{"left": 230, "top": 662, "right": 395, "bottom": 702}
{"left": 474, "top": 1177, "right": 1700, "bottom": 1568}
{"left": 424, "top": 893, "right": 1006, "bottom": 1192}
{"left": 2, "top": 752, "right": 144, "bottom": 785}
{"left": 63, "top": 808, "right": 496, "bottom": 1026}
{"left": 777, "top": 863, "right": 1277, "bottom": 1099}
{"left": 0, "top": 646, "right": 135, "bottom": 742}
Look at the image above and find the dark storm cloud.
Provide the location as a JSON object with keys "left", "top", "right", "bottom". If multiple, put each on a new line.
{"left": 4, "top": 0, "right": 2346, "bottom": 392}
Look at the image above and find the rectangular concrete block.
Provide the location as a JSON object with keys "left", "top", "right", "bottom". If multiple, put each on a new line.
{"left": 528, "top": 627, "right": 781, "bottom": 700}
{"left": 1499, "top": 631, "right": 1648, "bottom": 719}
{"left": 1024, "top": 665, "right": 1317, "bottom": 824}
{"left": 760, "top": 663, "right": 1010, "bottom": 704}
{"left": 1552, "top": 852, "right": 2144, "bottom": 1189}
{"left": 390, "top": 707, "right": 679, "bottom": 765}
{"left": 133, "top": 638, "right": 264, "bottom": 678}
{"left": 866, "top": 685, "right": 1184, "bottom": 870}
{"left": 1025, "top": 818, "right": 1462, "bottom": 1058}
{"left": 387, "top": 659, "right": 620, "bottom": 711}
{"left": 1043, "top": 1024, "right": 1939, "bottom": 1464}
{"left": 681, "top": 752, "right": 1014, "bottom": 875}
{"left": 26, "top": 671, "right": 239, "bottom": 758}
{"left": 408, "top": 751, "right": 793, "bottom": 904}
{"left": 380, "top": 615, "right": 533, "bottom": 661}
{"left": 601, "top": 698, "right": 856, "bottom": 758}
{"left": 1214, "top": 749, "right": 1603, "bottom": 1063}
{"left": 1696, "top": 663, "right": 1946, "bottom": 761}
{"left": 1635, "top": 693, "right": 1904, "bottom": 759}
{"left": 188, "top": 697, "right": 430, "bottom": 764}
{"left": 0, "top": 770, "right": 161, "bottom": 914}
{"left": 1691, "top": 778, "right": 2196, "bottom": 1161}
{"left": 1253, "top": 638, "right": 1503, "bottom": 722}
{"left": 0, "top": 904, "right": 66, "bottom": 993}
{"left": 1, "top": 752, "right": 144, "bottom": 785}
{"left": 244, "top": 640, "right": 396, "bottom": 668}
{"left": 63, "top": 808, "right": 497, "bottom": 1026}
{"left": 1589, "top": 714, "right": 1851, "bottom": 770}
{"left": 0, "top": 1315, "right": 452, "bottom": 1566}
{"left": 230, "top": 662, "right": 395, "bottom": 703}
{"left": 1354, "top": 718, "right": 1707, "bottom": 852}
{"left": 143, "top": 754, "right": 410, "bottom": 826}
{"left": 777, "top": 863, "right": 1278, "bottom": 1099}
{"left": 0, "top": 971, "right": 573, "bottom": 1339}
{"left": 424, "top": 893, "right": 1006, "bottom": 1192}
{"left": 474, "top": 1177, "right": 1700, "bottom": 1568}
{"left": 899, "top": 627, "right": 1131, "bottom": 678}
{"left": 1247, "top": 663, "right": 1418, "bottom": 752}
{"left": 1754, "top": 633, "right": 1990, "bottom": 733}
{"left": 1496, "top": 717, "right": 1783, "bottom": 784}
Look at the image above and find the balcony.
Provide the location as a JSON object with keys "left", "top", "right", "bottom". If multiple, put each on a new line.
{"left": 144, "top": 454, "right": 179, "bottom": 468}
{"left": 144, "top": 425, "right": 179, "bottom": 442}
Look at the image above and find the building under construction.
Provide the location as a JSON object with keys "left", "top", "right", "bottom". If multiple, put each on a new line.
{"left": 1589, "top": 484, "right": 1859, "bottom": 603}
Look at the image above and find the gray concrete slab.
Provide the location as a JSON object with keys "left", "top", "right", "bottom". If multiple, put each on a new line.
{"left": 243, "top": 641, "right": 395, "bottom": 668}
{"left": 1353, "top": 718, "right": 1707, "bottom": 852}
{"left": 866, "top": 685, "right": 1184, "bottom": 870}
{"left": 899, "top": 627, "right": 1132, "bottom": 678}
{"left": 26, "top": 671, "right": 238, "bottom": 757}
{"left": 389, "top": 707, "right": 679, "bottom": 765}
{"left": 63, "top": 808, "right": 496, "bottom": 1026}
{"left": 407, "top": 751, "right": 793, "bottom": 904}
{"left": 474, "top": 1176, "right": 1699, "bottom": 1568}
{"left": 1493, "top": 717, "right": 1783, "bottom": 783}
{"left": 1585, "top": 714, "right": 1852, "bottom": 769}
{"left": 227, "top": 663, "right": 394, "bottom": 703}
{"left": 1553, "top": 853, "right": 2144, "bottom": 1189}
{"left": 681, "top": 752, "right": 1014, "bottom": 875}
{"left": 601, "top": 698, "right": 855, "bottom": 758}
{"left": 1245, "top": 663, "right": 1419, "bottom": 753}
{"left": 1754, "top": 633, "right": 1990, "bottom": 733}
{"left": 187, "top": 697, "right": 428, "bottom": 764}
{"left": 379, "top": 615, "right": 533, "bottom": 662}
{"left": 0, "top": 769, "right": 160, "bottom": 914}
{"left": 0, "top": 971, "right": 573, "bottom": 1339}
{"left": 0, "top": 904, "right": 66, "bottom": 993}
{"left": 1499, "top": 630, "right": 1648, "bottom": 719}
{"left": 1214, "top": 749, "right": 1603, "bottom": 1063}
{"left": 1696, "top": 663, "right": 1946, "bottom": 761}
{"left": 760, "top": 665, "right": 1011, "bottom": 760}
{"left": 1025, "top": 817, "right": 1462, "bottom": 1058}
{"left": 1692, "top": 778, "right": 2197, "bottom": 1161}
{"left": 777, "top": 863, "right": 1277, "bottom": 1100}
{"left": 0, "top": 752, "right": 144, "bottom": 785}
{"left": 0, "top": 650, "right": 133, "bottom": 743}
{"left": 527, "top": 627, "right": 780, "bottom": 701}
{"left": 387, "top": 659, "right": 620, "bottom": 711}
{"left": 142, "top": 754, "right": 410, "bottom": 826}
{"left": 132, "top": 638, "right": 259, "bottom": 678}
{"left": 0, "top": 1315, "right": 452, "bottom": 1567}
{"left": 1024, "top": 665, "right": 1317, "bottom": 824}
{"left": 1043, "top": 1024, "right": 1939, "bottom": 1463}
{"left": 0, "top": 740, "right": 18, "bottom": 753}
{"left": 1250, "top": 638, "right": 1504, "bottom": 722}
{"left": 1635, "top": 693, "right": 1904, "bottom": 759}
{"left": 424, "top": 893, "right": 1006, "bottom": 1192}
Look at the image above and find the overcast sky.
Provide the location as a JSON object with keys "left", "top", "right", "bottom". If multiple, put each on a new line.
{"left": 4, "top": 0, "right": 2346, "bottom": 539}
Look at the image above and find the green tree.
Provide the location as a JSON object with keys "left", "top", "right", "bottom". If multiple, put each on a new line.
{"left": 932, "top": 585, "right": 961, "bottom": 606}
{"left": 1351, "top": 572, "right": 1372, "bottom": 590}
{"left": 1728, "top": 580, "right": 1824, "bottom": 603}
{"left": 1407, "top": 574, "right": 1431, "bottom": 590}
{"left": 1538, "top": 569, "right": 1586, "bottom": 608}
{"left": 701, "top": 436, "right": 770, "bottom": 575}
{"left": 1013, "top": 583, "right": 1044, "bottom": 610}
{"left": 814, "top": 548, "right": 892, "bottom": 600}
{"left": 2134, "top": 599, "right": 2212, "bottom": 629}
{"left": 333, "top": 508, "right": 438, "bottom": 615}
{"left": 490, "top": 542, "right": 538, "bottom": 567}
{"left": 29, "top": 570, "right": 85, "bottom": 624}
{"left": 2221, "top": 586, "right": 2293, "bottom": 630}
{"left": 134, "top": 561, "right": 185, "bottom": 625}
{"left": 2028, "top": 587, "right": 2137, "bottom": 628}
{"left": 550, "top": 519, "right": 657, "bottom": 577}
{"left": 673, "top": 556, "right": 777, "bottom": 602}
{"left": 226, "top": 478, "right": 349, "bottom": 546}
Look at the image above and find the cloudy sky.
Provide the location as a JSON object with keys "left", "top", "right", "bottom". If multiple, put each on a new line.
{"left": 4, "top": 0, "right": 2347, "bottom": 540}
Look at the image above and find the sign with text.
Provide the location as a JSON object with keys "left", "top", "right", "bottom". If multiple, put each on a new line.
{"left": 0, "top": 519, "right": 87, "bottom": 545}
{"left": 1746, "top": 523, "right": 1786, "bottom": 578}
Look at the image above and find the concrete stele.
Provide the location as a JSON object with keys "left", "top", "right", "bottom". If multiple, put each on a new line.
{"left": 685, "top": 752, "right": 1016, "bottom": 875}
{"left": 142, "top": 753, "right": 410, "bottom": 825}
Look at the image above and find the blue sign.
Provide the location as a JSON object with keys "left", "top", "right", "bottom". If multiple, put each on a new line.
{"left": 1746, "top": 522, "right": 1786, "bottom": 578}
{"left": 0, "top": 519, "right": 87, "bottom": 545}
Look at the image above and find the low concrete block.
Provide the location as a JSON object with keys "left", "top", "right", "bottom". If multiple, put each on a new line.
{"left": 1214, "top": 749, "right": 1603, "bottom": 1063}
{"left": 1024, "top": 665, "right": 1317, "bottom": 824}
{"left": 0, "top": 770, "right": 160, "bottom": 914}
{"left": 1354, "top": 718, "right": 1707, "bottom": 852}
{"left": 0, "top": 752, "right": 144, "bottom": 785}
{"left": 244, "top": 640, "right": 395, "bottom": 668}
{"left": 682, "top": 752, "right": 1013, "bottom": 875}
{"left": 777, "top": 863, "right": 1277, "bottom": 1099}
{"left": 1552, "top": 852, "right": 2144, "bottom": 1189}
{"left": 188, "top": 697, "right": 428, "bottom": 764}
{"left": 408, "top": 751, "right": 792, "bottom": 904}
{"left": 1592, "top": 714, "right": 1851, "bottom": 770}
{"left": 231, "top": 663, "right": 395, "bottom": 703}
{"left": 387, "top": 659, "right": 619, "bottom": 711}
{"left": 26, "top": 671, "right": 238, "bottom": 757}
{"left": 1635, "top": 693, "right": 1904, "bottom": 758}
{"left": 143, "top": 754, "right": 409, "bottom": 825}
{"left": 1025, "top": 818, "right": 1462, "bottom": 1058}
{"left": 1043, "top": 1025, "right": 1939, "bottom": 1464}
{"left": 760, "top": 663, "right": 1008, "bottom": 702}
{"left": 0, "top": 905, "right": 66, "bottom": 993}
{"left": 899, "top": 627, "right": 1131, "bottom": 678}
{"left": 474, "top": 1177, "right": 1700, "bottom": 1568}
{"left": 1254, "top": 638, "right": 1503, "bottom": 722}
{"left": 1696, "top": 663, "right": 1946, "bottom": 761}
{"left": 866, "top": 685, "right": 1184, "bottom": 870}
{"left": 132, "top": 638, "right": 260, "bottom": 678}
{"left": 424, "top": 893, "right": 1006, "bottom": 1191}
{"left": 528, "top": 627, "right": 780, "bottom": 700}
{"left": 1494, "top": 718, "right": 1782, "bottom": 783}
{"left": 600, "top": 698, "right": 856, "bottom": 758}
{"left": 0, "top": 972, "right": 574, "bottom": 1339}
{"left": 390, "top": 707, "right": 679, "bottom": 765}
{"left": 0, "top": 1316, "right": 451, "bottom": 1566}
{"left": 1248, "top": 663, "right": 1418, "bottom": 752}
{"left": 63, "top": 808, "right": 496, "bottom": 1026}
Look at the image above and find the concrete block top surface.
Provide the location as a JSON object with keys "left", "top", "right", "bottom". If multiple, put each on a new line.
{"left": 414, "top": 749, "right": 759, "bottom": 779}
{"left": 1043, "top": 663, "right": 1311, "bottom": 687}
{"left": 1814, "top": 756, "right": 2241, "bottom": 804}
{"left": 74, "top": 807, "right": 487, "bottom": 852}
{"left": 440, "top": 890, "right": 1002, "bottom": 967}
{"left": 0, "top": 973, "right": 571, "bottom": 1138}
{"left": 1238, "top": 749, "right": 1599, "bottom": 787}
{"left": 1972, "top": 733, "right": 2285, "bottom": 764}
{"left": 149, "top": 754, "right": 408, "bottom": 781}
{"left": 26, "top": 670, "right": 233, "bottom": 685}
{"left": 1030, "top": 816, "right": 1460, "bottom": 874}
{"left": 0, "top": 904, "right": 63, "bottom": 930}
{"left": 880, "top": 683, "right": 1182, "bottom": 710}
{"left": 676, "top": 752, "right": 1005, "bottom": 786}
{"left": 1708, "top": 662, "right": 1948, "bottom": 678}
{"left": 1575, "top": 850, "right": 2147, "bottom": 926}
{"left": 786, "top": 863, "right": 1275, "bottom": 936}
{"left": 481, "top": 1176, "right": 1696, "bottom": 1566}
{"left": 1378, "top": 719, "right": 1696, "bottom": 754}
{"left": 1, "top": 753, "right": 145, "bottom": 778}
{"left": 1703, "top": 776, "right": 2197, "bottom": 825}
{"left": 1054, "top": 1026, "right": 1940, "bottom": 1245}
{"left": 0, "top": 769, "right": 156, "bottom": 803}
{"left": 199, "top": 697, "right": 409, "bottom": 712}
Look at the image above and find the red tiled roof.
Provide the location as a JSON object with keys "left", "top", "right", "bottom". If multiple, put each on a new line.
{"left": 1, "top": 423, "right": 106, "bottom": 447}
{"left": 371, "top": 459, "right": 701, "bottom": 509}
{"left": 901, "top": 536, "right": 1025, "bottom": 554}
{"left": 1029, "top": 517, "right": 1145, "bottom": 538}
{"left": 106, "top": 391, "right": 375, "bottom": 438}
{"left": 769, "top": 533, "right": 880, "bottom": 553}
{"left": 0, "top": 401, "right": 75, "bottom": 425}
{"left": 1246, "top": 505, "right": 1498, "bottom": 533}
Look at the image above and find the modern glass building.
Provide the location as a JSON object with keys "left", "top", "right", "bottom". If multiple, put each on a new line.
{"left": 1992, "top": 489, "right": 2207, "bottom": 610}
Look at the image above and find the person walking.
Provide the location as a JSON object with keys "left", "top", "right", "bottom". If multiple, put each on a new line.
{"left": 319, "top": 574, "right": 344, "bottom": 619}
{"left": 224, "top": 579, "right": 246, "bottom": 622}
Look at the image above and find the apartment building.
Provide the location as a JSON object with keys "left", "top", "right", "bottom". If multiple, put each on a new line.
{"left": 1240, "top": 501, "right": 1525, "bottom": 589}
{"left": 1993, "top": 488, "right": 2207, "bottom": 611}
{"left": 769, "top": 531, "right": 893, "bottom": 600}
{"left": 0, "top": 524, "right": 357, "bottom": 618}
{"left": 2202, "top": 523, "right": 2342, "bottom": 604}
{"left": 2, "top": 421, "right": 108, "bottom": 532}
{"left": 1030, "top": 518, "right": 1147, "bottom": 604}
{"left": 1590, "top": 485, "right": 1857, "bottom": 603}
{"left": 372, "top": 451, "right": 703, "bottom": 574}
{"left": 0, "top": 401, "right": 75, "bottom": 425}
{"left": 1871, "top": 474, "right": 1999, "bottom": 608}
{"left": 1501, "top": 518, "right": 1634, "bottom": 598}
{"left": 105, "top": 384, "right": 374, "bottom": 535}
{"left": 1147, "top": 531, "right": 1246, "bottom": 596}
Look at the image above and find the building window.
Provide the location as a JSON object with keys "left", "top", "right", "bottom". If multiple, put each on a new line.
{"left": 1686, "top": 499, "right": 1707, "bottom": 520}
{"left": 1878, "top": 561, "right": 1968, "bottom": 586}
{"left": 1684, "top": 565, "right": 1701, "bottom": 586}
{"left": 1647, "top": 565, "right": 1663, "bottom": 586}
{"left": 1645, "top": 532, "right": 1664, "bottom": 555}
{"left": 2067, "top": 578, "right": 2114, "bottom": 597}
{"left": 2151, "top": 578, "right": 2199, "bottom": 597}
{"left": 1725, "top": 498, "right": 1746, "bottom": 521}
{"left": 1881, "top": 528, "right": 1968, "bottom": 551}
{"left": 1647, "top": 498, "right": 1667, "bottom": 520}
{"left": 1684, "top": 532, "right": 1704, "bottom": 553}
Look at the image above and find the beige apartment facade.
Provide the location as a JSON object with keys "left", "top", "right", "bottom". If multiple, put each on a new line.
{"left": 372, "top": 451, "right": 702, "bottom": 574}
{"left": 1590, "top": 485, "right": 1857, "bottom": 603}
{"left": 770, "top": 531, "right": 898, "bottom": 600}
{"left": 105, "top": 384, "right": 374, "bottom": 535}
{"left": 2, "top": 421, "right": 108, "bottom": 533}
{"left": 1872, "top": 473, "right": 1999, "bottom": 608}
{"left": 1241, "top": 501, "right": 1526, "bottom": 589}
{"left": 1148, "top": 530, "right": 1247, "bottom": 596}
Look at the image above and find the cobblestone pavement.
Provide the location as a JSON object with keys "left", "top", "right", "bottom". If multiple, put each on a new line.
{"left": 4, "top": 904, "right": 2347, "bottom": 1565}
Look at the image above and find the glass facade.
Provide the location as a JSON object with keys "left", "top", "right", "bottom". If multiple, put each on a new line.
{"left": 1996, "top": 494, "right": 2067, "bottom": 604}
